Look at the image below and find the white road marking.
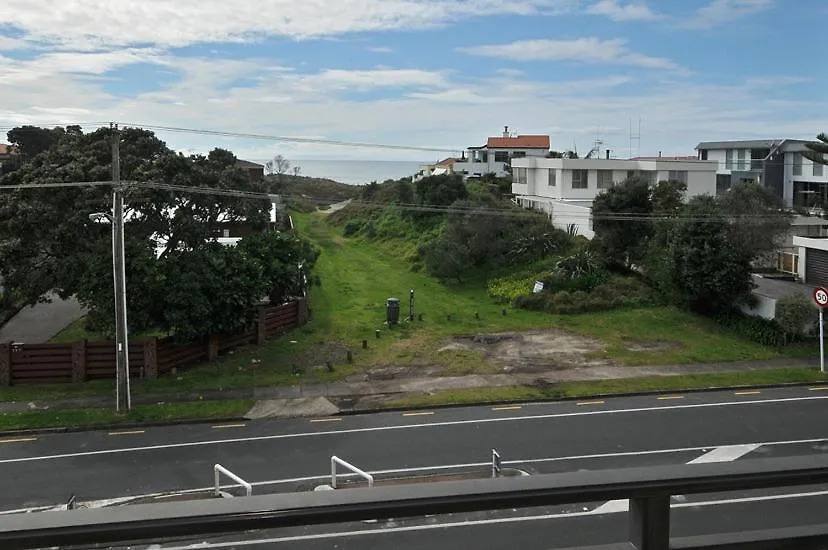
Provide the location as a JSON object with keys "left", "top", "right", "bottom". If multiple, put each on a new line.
{"left": 686, "top": 444, "right": 761, "bottom": 464}
{"left": 3, "top": 436, "right": 824, "bottom": 515}
{"left": 593, "top": 443, "right": 763, "bottom": 514}
{"left": 153, "top": 489, "right": 828, "bottom": 549}
{"left": 2, "top": 395, "right": 826, "bottom": 465}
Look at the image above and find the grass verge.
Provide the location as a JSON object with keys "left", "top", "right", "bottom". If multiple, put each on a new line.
{"left": 0, "top": 399, "right": 253, "bottom": 432}
{"left": 385, "top": 368, "right": 828, "bottom": 409}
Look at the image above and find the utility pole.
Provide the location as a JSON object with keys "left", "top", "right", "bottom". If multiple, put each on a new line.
{"left": 111, "top": 123, "right": 131, "bottom": 412}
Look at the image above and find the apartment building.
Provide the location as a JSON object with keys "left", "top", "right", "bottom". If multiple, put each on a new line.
{"left": 695, "top": 139, "right": 827, "bottom": 208}
{"left": 510, "top": 156, "right": 718, "bottom": 238}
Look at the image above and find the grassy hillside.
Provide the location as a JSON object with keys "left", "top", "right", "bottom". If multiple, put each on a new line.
{"left": 268, "top": 175, "right": 361, "bottom": 206}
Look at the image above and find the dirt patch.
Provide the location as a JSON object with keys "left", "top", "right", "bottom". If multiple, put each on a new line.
{"left": 449, "top": 329, "right": 613, "bottom": 374}
{"left": 622, "top": 338, "right": 684, "bottom": 352}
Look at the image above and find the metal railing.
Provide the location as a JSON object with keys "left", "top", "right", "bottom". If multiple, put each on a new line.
{"left": 2, "top": 455, "right": 828, "bottom": 550}
{"left": 331, "top": 455, "right": 374, "bottom": 488}
{"left": 213, "top": 464, "right": 252, "bottom": 497}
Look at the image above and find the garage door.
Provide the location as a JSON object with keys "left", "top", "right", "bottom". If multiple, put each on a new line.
{"left": 806, "top": 248, "right": 828, "bottom": 286}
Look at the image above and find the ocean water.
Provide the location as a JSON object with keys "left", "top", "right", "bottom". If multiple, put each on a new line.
{"left": 290, "top": 159, "right": 426, "bottom": 185}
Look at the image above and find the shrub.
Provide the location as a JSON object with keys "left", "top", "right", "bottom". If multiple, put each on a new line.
{"left": 775, "top": 293, "right": 817, "bottom": 340}
{"left": 715, "top": 309, "right": 787, "bottom": 347}
{"left": 513, "top": 276, "right": 656, "bottom": 315}
{"left": 342, "top": 219, "right": 364, "bottom": 237}
{"left": 488, "top": 275, "right": 543, "bottom": 303}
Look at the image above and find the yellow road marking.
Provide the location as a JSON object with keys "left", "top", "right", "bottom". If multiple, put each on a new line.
{"left": 402, "top": 411, "right": 435, "bottom": 417}
{"left": 809, "top": 387, "right": 828, "bottom": 391}
{"left": 0, "top": 437, "right": 37, "bottom": 444}
{"left": 577, "top": 400, "right": 605, "bottom": 406}
{"left": 734, "top": 390, "right": 761, "bottom": 395}
{"left": 211, "top": 423, "right": 246, "bottom": 429}
{"left": 491, "top": 405, "right": 522, "bottom": 411}
{"left": 310, "top": 418, "right": 342, "bottom": 423}
{"left": 108, "top": 430, "right": 145, "bottom": 436}
{"left": 657, "top": 395, "right": 685, "bottom": 400}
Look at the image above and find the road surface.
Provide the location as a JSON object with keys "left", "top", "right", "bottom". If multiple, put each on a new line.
{"left": 2, "top": 385, "right": 828, "bottom": 547}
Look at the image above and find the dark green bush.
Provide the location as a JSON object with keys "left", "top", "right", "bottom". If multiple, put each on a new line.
{"left": 342, "top": 219, "right": 364, "bottom": 237}
{"left": 513, "top": 276, "right": 655, "bottom": 315}
{"left": 715, "top": 309, "right": 787, "bottom": 347}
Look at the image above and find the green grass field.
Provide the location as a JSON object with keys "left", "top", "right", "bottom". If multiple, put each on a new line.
{"left": 4, "top": 209, "right": 818, "bottom": 407}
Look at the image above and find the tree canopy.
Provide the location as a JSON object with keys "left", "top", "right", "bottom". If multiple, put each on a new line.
{"left": 804, "top": 132, "right": 828, "bottom": 166}
{"left": 0, "top": 125, "right": 319, "bottom": 339}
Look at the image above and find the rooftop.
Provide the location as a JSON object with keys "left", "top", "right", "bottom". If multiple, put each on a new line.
{"left": 631, "top": 155, "right": 698, "bottom": 161}
{"left": 236, "top": 159, "right": 265, "bottom": 169}
{"left": 0, "top": 144, "right": 19, "bottom": 156}
{"left": 479, "top": 135, "right": 550, "bottom": 150}
{"left": 695, "top": 139, "right": 808, "bottom": 151}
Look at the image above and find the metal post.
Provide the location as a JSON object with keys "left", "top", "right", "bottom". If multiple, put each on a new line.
{"left": 629, "top": 496, "right": 670, "bottom": 550}
{"left": 409, "top": 289, "right": 414, "bottom": 321}
{"left": 820, "top": 308, "right": 825, "bottom": 374}
{"left": 111, "top": 124, "right": 130, "bottom": 412}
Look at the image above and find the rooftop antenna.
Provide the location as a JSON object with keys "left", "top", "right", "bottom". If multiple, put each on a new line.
{"left": 629, "top": 118, "right": 641, "bottom": 158}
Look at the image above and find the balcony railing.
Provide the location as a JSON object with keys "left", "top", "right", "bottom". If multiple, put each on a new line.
{"left": 3, "top": 455, "right": 828, "bottom": 550}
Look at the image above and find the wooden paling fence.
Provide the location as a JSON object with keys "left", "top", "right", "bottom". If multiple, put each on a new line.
{"left": 0, "top": 298, "right": 309, "bottom": 386}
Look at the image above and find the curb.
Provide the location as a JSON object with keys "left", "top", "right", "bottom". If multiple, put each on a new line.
{"left": 0, "top": 416, "right": 247, "bottom": 438}
{"left": 334, "top": 380, "right": 828, "bottom": 416}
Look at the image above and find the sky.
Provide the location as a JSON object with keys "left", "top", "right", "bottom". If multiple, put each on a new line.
{"left": 0, "top": 0, "right": 826, "bottom": 165}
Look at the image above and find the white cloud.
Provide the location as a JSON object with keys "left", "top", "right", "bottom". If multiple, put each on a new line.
{"left": 0, "top": 48, "right": 164, "bottom": 83}
{"left": 0, "top": 35, "right": 30, "bottom": 50}
{"left": 685, "top": 0, "right": 773, "bottom": 28}
{"left": 308, "top": 68, "right": 447, "bottom": 90}
{"left": 459, "top": 38, "right": 683, "bottom": 71}
{"left": 367, "top": 46, "right": 394, "bottom": 53}
{"left": 0, "top": 0, "right": 578, "bottom": 49}
{"left": 586, "top": 0, "right": 661, "bottom": 21}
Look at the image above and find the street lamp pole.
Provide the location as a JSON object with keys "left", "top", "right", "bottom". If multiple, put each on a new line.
{"left": 111, "top": 124, "right": 130, "bottom": 412}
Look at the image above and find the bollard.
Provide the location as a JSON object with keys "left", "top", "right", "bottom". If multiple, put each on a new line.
{"left": 346, "top": 350, "right": 353, "bottom": 363}
{"left": 375, "top": 329, "right": 380, "bottom": 338}
{"left": 362, "top": 339, "right": 368, "bottom": 349}
{"left": 326, "top": 361, "right": 334, "bottom": 372}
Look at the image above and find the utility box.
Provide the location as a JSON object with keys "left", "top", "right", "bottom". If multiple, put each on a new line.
{"left": 386, "top": 298, "right": 400, "bottom": 326}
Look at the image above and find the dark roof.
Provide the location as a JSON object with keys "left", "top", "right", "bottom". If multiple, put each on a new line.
{"left": 236, "top": 159, "right": 265, "bottom": 169}
{"left": 695, "top": 139, "right": 808, "bottom": 151}
{"left": 751, "top": 274, "right": 816, "bottom": 301}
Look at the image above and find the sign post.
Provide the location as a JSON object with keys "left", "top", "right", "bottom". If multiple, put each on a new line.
{"left": 492, "top": 449, "right": 502, "bottom": 478}
{"left": 812, "top": 287, "right": 828, "bottom": 373}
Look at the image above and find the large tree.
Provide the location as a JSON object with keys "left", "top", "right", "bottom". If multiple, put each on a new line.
{"left": 649, "top": 196, "right": 755, "bottom": 314}
{"left": 0, "top": 125, "right": 316, "bottom": 338}
{"left": 591, "top": 177, "right": 653, "bottom": 269}
{"left": 717, "top": 180, "right": 792, "bottom": 260}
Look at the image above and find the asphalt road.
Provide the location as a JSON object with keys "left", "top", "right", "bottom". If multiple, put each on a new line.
{"left": 3, "top": 385, "right": 828, "bottom": 548}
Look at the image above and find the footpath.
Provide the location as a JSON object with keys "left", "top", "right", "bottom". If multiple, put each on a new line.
{"left": 0, "top": 356, "right": 819, "bottom": 419}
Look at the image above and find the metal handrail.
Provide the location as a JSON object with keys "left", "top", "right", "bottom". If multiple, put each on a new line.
{"left": 213, "top": 464, "right": 252, "bottom": 497}
{"left": 3, "top": 455, "right": 828, "bottom": 550}
{"left": 331, "top": 455, "right": 374, "bottom": 488}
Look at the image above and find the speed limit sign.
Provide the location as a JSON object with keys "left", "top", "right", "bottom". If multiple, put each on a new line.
{"left": 814, "top": 287, "right": 828, "bottom": 307}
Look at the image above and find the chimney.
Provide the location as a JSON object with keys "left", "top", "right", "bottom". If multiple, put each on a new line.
{"left": 605, "top": 149, "right": 610, "bottom": 159}
{"left": 503, "top": 126, "right": 509, "bottom": 138}
{"left": 658, "top": 151, "right": 662, "bottom": 158}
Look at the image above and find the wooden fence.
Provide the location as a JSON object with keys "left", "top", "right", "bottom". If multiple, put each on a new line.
{"left": 0, "top": 298, "right": 309, "bottom": 386}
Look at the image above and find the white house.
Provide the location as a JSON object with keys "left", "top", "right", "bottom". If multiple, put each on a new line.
{"left": 510, "top": 156, "right": 718, "bottom": 238}
{"left": 413, "top": 157, "right": 457, "bottom": 182}
{"left": 695, "top": 139, "right": 827, "bottom": 208}
{"left": 453, "top": 127, "right": 550, "bottom": 178}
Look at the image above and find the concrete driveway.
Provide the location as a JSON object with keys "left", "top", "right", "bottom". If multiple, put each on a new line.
{"left": 0, "top": 292, "right": 87, "bottom": 344}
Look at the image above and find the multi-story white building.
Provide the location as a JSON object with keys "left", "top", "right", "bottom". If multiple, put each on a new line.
{"left": 510, "top": 156, "right": 718, "bottom": 238}
{"left": 695, "top": 139, "right": 827, "bottom": 208}
{"left": 453, "top": 127, "right": 550, "bottom": 178}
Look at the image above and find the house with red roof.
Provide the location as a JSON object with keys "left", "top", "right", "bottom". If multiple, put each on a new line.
{"left": 452, "top": 126, "right": 550, "bottom": 178}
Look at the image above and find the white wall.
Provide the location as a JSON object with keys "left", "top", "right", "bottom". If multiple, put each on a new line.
{"left": 740, "top": 294, "right": 777, "bottom": 320}
{"left": 552, "top": 201, "right": 594, "bottom": 238}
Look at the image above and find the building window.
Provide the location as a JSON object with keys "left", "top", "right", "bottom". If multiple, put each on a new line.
{"left": 222, "top": 229, "right": 230, "bottom": 237}
{"left": 725, "top": 150, "right": 734, "bottom": 170}
{"left": 548, "top": 169, "right": 556, "bottom": 186}
{"left": 793, "top": 153, "right": 803, "bottom": 176}
{"left": 597, "top": 170, "right": 614, "bottom": 189}
{"left": 716, "top": 174, "right": 732, "bottom": 195}
{"left": 514, "top": 167, "right": 528, "bottom": 184}
{"left": 814, "top": 156, "right": 824, "bottom": 177}
{"left": 571, "top": 169, "right": 588, "bottom": 189}
{"left": 736, "top": 149, "right": 746, "bottom": 170}
{"left": 626, "top": 170, "right": 638, "bottom": 180}
{"left": 494, "top": 151, "right": 509, "bottom": 163}
{"left": 700, "top": 150, "right": 708, "bottom": 160}
{"left": 511, "top": 151, "right": 526, "bottom": 159}
{"left": 668, "top": 170, "right": 688, "bottom": 184}
{"left": 640, "top": 170, "right": 657, "bottom": 186}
